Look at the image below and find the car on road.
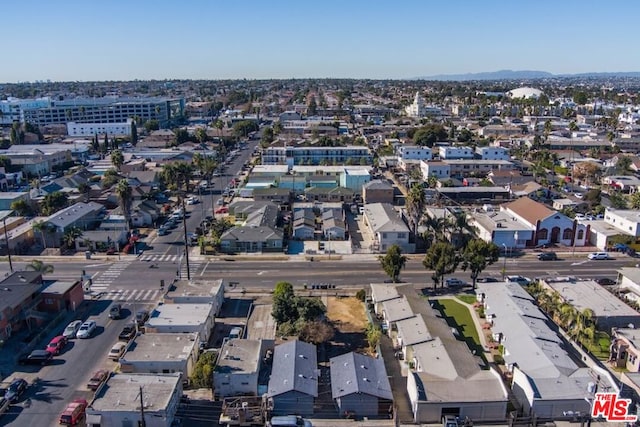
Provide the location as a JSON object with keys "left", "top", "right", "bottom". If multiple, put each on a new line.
{"left": 135, "top": 309, "right": 149, "bottom": 326}
{"left": 506, "top": 275, "right": 531, "bottom": 285}
{"left": 118, "top": 324, "right": 137, "bottom": 341}
{"left": 59, "top": 398, "right": 88, "bottom": 426}
{"left": 87, "top": 370, "right": 109, "bottom": 391}
{"left": 4, "top": 379, "right": 28, "bottom": 403}
{"left": 157, "top": 227, "right": 169, "bottom": 236}
{"left": 108, "top": 303, "right": 122, "bottom": 319}
{"left": 19, "top": 349, "right": 53, "bottom": 366}
{"left": 63, "top": 320, "right": 83, "bottom": 339}
{"left": 476, "top": 277, "right": 499, "bottom": 283}
{"left": 46, "top": 335, "right": 68, "bottom": 355}
{"left": 215, "top": 206, "right": 228, "bottom": 214}
{"left": 108, "top": 342, "right": 128, "bottom": 361}
{"left": 186, "top": 196, "right": 199, "bottom": 205}
{"left": 588, "top": 252, "right": 610, "bottom": 260}
{"left": 76, "top": 320, "right": 97, "bottom": 339}
{"left": 445, "top": 278, "right": 467, "bottom": 287}
{"left": 537, "top": 252, "right": 558, "bottom": 261}
{"left": 596, "top": 278, "right": 617, "bottom": 286}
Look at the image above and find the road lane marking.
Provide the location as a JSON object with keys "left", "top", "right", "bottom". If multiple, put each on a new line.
{"left": 200, "top": 262, "right": 209, "bottom": 276}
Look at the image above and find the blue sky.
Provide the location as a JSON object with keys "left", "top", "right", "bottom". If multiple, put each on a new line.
{"left": 3, "top": 0, "right": 639, "bottom": 82}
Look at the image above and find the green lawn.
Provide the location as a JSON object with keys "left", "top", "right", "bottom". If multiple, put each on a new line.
{"left": 456, "top": 294, "right": 477, "bottom": 305}
{"left": 585, "top": 331, "right": 611, "bottom": 360}
{"left": 432, "top": 298, "right": 485, "bottom": 363}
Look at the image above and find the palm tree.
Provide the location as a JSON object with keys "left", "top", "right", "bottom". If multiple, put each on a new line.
{"left": 63, "top": 227, "right": 83, "bottom": 250}
{"left": 111, "top": 149, "right": 124, "bottom": 171}
{"left": 32, "top": 220, "right": 51, "bottom": 249}
{"left": 26, "top": 259, "right": 54, "bottom": 274}
{"left": 406, "top": 183, "right": 426, "bottom": 236}
{"left": 115, "top": 179, "right": 133, "bottom": 230}
{"left": 77, "top": 182, "right": 91, "bottom": 203}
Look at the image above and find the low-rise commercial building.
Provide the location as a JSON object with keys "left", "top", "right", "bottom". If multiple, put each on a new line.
{"left": 214, "top": 339, "right": 270, "bottom": 398}
{"left": 119, "top": 333, "right": 199, "bottom": 377}
{"left": 145, "top": 303, "right": 214, "bottom": 343}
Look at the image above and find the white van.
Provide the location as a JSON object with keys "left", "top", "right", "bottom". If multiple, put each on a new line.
{"left": 268, "top": 415, "right": 312, "bottom": 427}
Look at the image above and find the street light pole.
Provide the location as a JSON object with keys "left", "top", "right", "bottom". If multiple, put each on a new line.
{"left": 181, "top": 197, "right": 191, "bottom": 280}
{"left": 502, "top": 243, "right": 507, "bottom": 280}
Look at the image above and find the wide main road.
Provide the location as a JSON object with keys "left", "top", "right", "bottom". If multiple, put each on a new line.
{"left": 197, "top": 255, "right": 634, "bottom": 289}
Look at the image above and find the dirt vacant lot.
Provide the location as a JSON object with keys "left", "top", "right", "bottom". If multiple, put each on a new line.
{"left": 326, "top": 296, "right": 367, "bottom": 333}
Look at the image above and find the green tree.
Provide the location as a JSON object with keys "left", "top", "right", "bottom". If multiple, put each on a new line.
{"left": 609, "top": 191, "right": 628, "bottom": 209}
{"left": 63, "top": 227, "right": 83, "bottom": 250}
{"left": 412, "top": 124, "right": 448, "bottom": 147}
{"left": 616, "top": 155, "right": 632, "bottom": 175}
{"left": 365, "top": 323, "right": 382, "bottom": 351}
{"left": 423, "top": 241, "right": 459, "bottom": 289}
{"left": 115, "top": 179, "right": 133, "bottom": 230}
{"left": 41, "top": 191, "right": 69, "bottom": 215}
{"left": 272, "top": 281, "right": 298, "bottom": 324}
{"left": 461, "top": 239, "right": 500, "bottom": 289}
{"left": 10, "top": 199, "right": 33, "bottom": 216}
{"left": 213, "top": 119, "right": 224, "bottom": 136}
{"left": 0, "top": 155, "right": 11, "bottom": 169}
{"left": 195, "top": 127, "right": 208, "bottom": 144}
{"left": 573, "top": 91, "right": 588, "bottom": 105}
{"left": 297, "top": 298, "right": 327, "bottom": 321}
{"left": 232, "top": 120, "right": 259, "bottom": 139}
{"left": 378, "top": 244, "right": 407, "bottom": 283}
{"left": 192, "top": 351, "right": 216, "bottom": 388}
{"left": 102, "top": 168, "right": 120, "bottom": 188}
{"left": 630, "top": 192, "right": 640, "bottom": 210}
{"left": 143, "top": 119, "right": 160, "bottom": 132}
{"left": 103, "top": 133, "right": 109, "bottom": 153}
{"left": 78, "top": 182, "right": 91, "bottom": 203}
{"left": 32, "top": 220, "right": 52, "bottom": 249}
{"left": 25, "top": 259, "right": 54, "bottom": 274}
{"left": 111, "top": 149, "right": 124, "bottom": 171}
{"left": 261, "top": 127, "right": 274, "bottom": 144}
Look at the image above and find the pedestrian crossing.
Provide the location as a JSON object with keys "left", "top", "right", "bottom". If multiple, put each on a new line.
{"left": 140, "top": 254, "right": 182, "bottom": 263}
{"left": 90, "top": 261, "right": 132, "bottom": 292}
{"left": 179, "top": 261, "right": 202, "bottom": 279}
{"left": 101, "top": 288, "right": 164, "bottom": 302}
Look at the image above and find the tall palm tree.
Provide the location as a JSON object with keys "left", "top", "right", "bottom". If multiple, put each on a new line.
{"left": 32, "top": 220, "right": 50, "bottom": 249}
{"left": 115, "top": 179, "right": 133, "bottom": 230}
{"left": 111, "top": 149, "right": 124, "bottom": 171}
{"left": 406, "top": 183, "right": 425, "bottom": 236}
{"left": 26, "top": 259, "right": 54, "bottom": 274}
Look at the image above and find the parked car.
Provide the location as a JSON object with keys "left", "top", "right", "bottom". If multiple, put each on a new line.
{"left": 59, "top": 398, "right": 88, "bottom": 426}
{"left": 46, "top": 335, "right": 68, "bottom": 355}
{"left": 229, "top": 327, "right": 243, "bottom": 340}
{"left": 506, "top": 275, "right": 531, "bottom": 285}
{"left": 445, "top": 278, "right": 467, "bottom": 287}
{"left": 19, "top": 350, "right": 53, "bottom": 366}
{"left": 157, "top": 228, "right": 169, "bottom": 236}
{"left": 63, "top": 320, "right": 83, "bottom": 339}
{"left": 476, "top": 277, "right": 499, "bottom": 283}
{"left": 118, "top": 324, "right": 137, "bottom": 341}
{"left": 87, "top": 370, "right": 109, "bottom": 391}
{"left": 537, "top": 252, "right": 558, "bottom": 261}
{"left": 596, "top": 278, "right": 617, "bottom": 286}
{"left": 76, "top": 321, "right": 97, "bottom": 339}
{"left": 588, "top": 252, "right": 610, "bottom": 260}
{"left": 215, "top": 206, "right": 229, "bottom": 214}
{"left": 108, "top": 342, "right": 128, "bottom": 361}
{"left": 135, "top": 310, "right": 149, "bottom": 326}
{"left": 108, "top": 304, "right": 122, "bottom": 319}
{"left": 186, "top": 196, "right": 199, "bottom": 205}
{"left": 4, "top": 379, "right": 27, "bottom": 403}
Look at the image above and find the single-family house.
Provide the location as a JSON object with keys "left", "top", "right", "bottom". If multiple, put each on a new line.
{"left": 330, "top": 352, "right": 393, "bottom": 417}
{"left": 267, "top": 340, "right": 318, "bottom": 416}
{"left": 363, "top": 203, "right": 413, "bottom": 253}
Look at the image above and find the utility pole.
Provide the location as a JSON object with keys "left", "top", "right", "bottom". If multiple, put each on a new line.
{"left": 138, "top": 385, "right": 146, "bottom": 427}
{"left": 2, "top": 212, "right": 14, "bottom": 273}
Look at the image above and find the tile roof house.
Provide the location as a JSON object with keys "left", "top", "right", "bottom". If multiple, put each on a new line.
{"left": 330, "top": 352, "right": 393, "bottom": 417}
{"left": 267, "top": 340, "right": 318, "bottom": 416}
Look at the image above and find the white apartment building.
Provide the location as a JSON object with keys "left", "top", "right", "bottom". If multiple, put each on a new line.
{"left": 438, "top": 146, "right": 474, "bottom": 160}
{"left": 476, "top": 146, "right": 510, "bottom": 161}
{"left": 67, "top": 120, "right": 133, "bottom": 137}
{"left": 604, "top": 208, "right": 640, "bottom": 237}
{"left": 420, "top": 160, "right": 450, "bottom": 180}
{"left": 396, "top": 145, "right": 433, "bottom": 161}
{"left": 405, "top": 92, "right": 443, "bottom": 118}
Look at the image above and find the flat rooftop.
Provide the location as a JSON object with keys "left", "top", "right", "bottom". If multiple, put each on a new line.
{"left": 42, "top": 280, "right": 79, "bottom": 295}
{"left": 164, "top": 279, "right": 223, "bottom": 300}
{"left": 147, "top": 303, "right": 213, "bottom": 327}
{"left": 120, "top": 333, "right": 197, "bottom": 363}
{"left": 90, "top": 373, "right": 181, "bottom": 412}
{"left": 216, "top": 339, "right": 262, "bottom": 374}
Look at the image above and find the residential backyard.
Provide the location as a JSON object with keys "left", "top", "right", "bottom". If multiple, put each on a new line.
{"left": 431, "top": 297, "right": 486, "bottom": 363}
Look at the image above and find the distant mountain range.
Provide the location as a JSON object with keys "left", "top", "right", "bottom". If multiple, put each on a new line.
{"left": 417, "top": 69, "right": 640, "bottom": 81}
